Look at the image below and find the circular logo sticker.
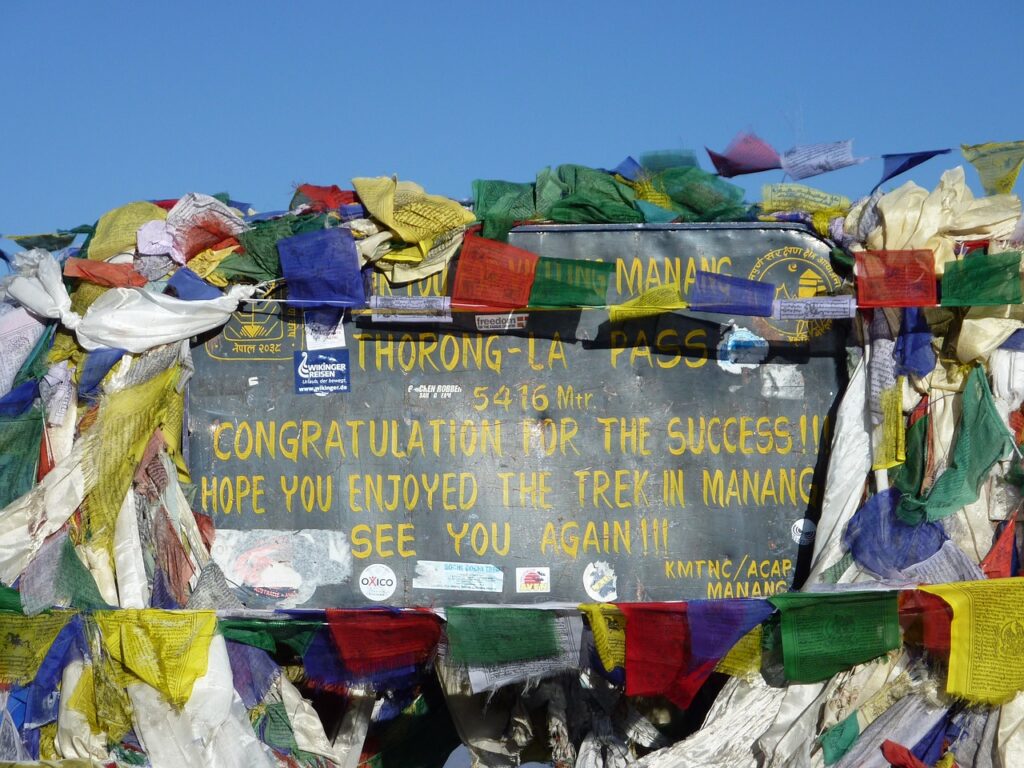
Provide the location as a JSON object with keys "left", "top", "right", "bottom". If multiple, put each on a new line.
{"left": 358, "top": 564, "right": 397, "bottom": 601}
{"left": 748, "top": 246, "right": 842, "bottom": 342}
{"left": 791, "top": 518, "right": 817, "bottom": 546}
{"left": 583, "top": 561, "right": 618, "bottom": 602}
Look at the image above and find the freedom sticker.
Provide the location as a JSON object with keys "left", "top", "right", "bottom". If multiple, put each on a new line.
{"left": 294, "top": 348, "right": 350, "bottom": 395}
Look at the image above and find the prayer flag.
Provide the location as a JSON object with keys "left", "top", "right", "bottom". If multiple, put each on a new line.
{"left": 291, "top": 183, "right": 356, "bottom": 212}
{"left": 278, "top": 227, "right": 365, "bottom": 308}
{"left": 940, "top": 250, "right": 1022, "bottom": 306}
{"left": 897, "top": 366, "right": 1014, "bottom": 524}
{"left": 962, "top": 141, "right": 1024, "bottom": 195}
{"left": 843, "top": 488, "right": 947, "bottom": 578}
{"left": 95, "top": 609, "right": 217, "bottom": 707}
{"left": 619, "top": 602, "right": 711, "bottom": 708}
{"left": 706, "top": 132, "right": 781, "bottom": 177}
{"left": 687, "top": 599, "right": 774, "bottom": 666}
{"left": 876, "top": 149, "right": 951, "bottom": 189}
{"left": 579, "top": 603, "right": 625, "bottom": 673}
{"left": 689, "top": 270, "right": 774, "bottom": 316}
{"left": 855, "top": 250, "right": 937, "bottom": 307}
{"left": 768, "top": 591, "right": 901, "bottom": 683}
{"left": 894, "top": 307, "right": 936, "bottom": 378}
{"left": 611, "top": 156, "right": 643, "bottom": 182}
{"left": 165, "top": 267, "right": 223, "bottom": 301}
{"left": 0, "top": 613, "right": 71, "bottom": 685}
{"left": 0, "top": 408, "right": 43, "bottom": 508}
{"left": 608, "top": 282, "right": 686, "bottom": 322}
{"left": 452, "top": 235, "right": 539, "bottom": 309}
{"left": 8, "top": 233, "right": 78, "bottom": 251}
{"left": 780, "top": 140, "right": 865, "bottom": 180}
{"left": 980, "top": 512, "right": 1018, "bottom": 579}
{"left": 445, "top": 607, "right": 558, "bottom": 665}
{"left": 63, "top": 257, "right": 147, "bottom": 289}
{"left": 528, "top": 256, "right": 614, "bottom": 308}
{"left": 326, "top": 609, "right": 441, "bottom": 679}
{"left": 921, "top": 579, "right": 1024, "bottom": 704}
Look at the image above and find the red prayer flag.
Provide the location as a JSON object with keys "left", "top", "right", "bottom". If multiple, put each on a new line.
{"left": 855, "top": 250, "right": 937, "bottom": 307}
{"left": 619, "top": 603, "right": 717, "bottom": 710}
{"left": 326, "top": 609, "right": 441, "bottom": 677}
{"left": 296, "top": 184, "right": 356, "bottom": 211}
{"left": 899, "top": 590, "right": 951, "bottom": 658}
{"left": 452, "top": 235, "right": 539, "bottom": 309}
{"left": 705, "top": 132, "right": 781, "bottom": 177}
{"left": 981, "top": 511, "right": 1018, "bottom": 579}
{"left": 880, "top": 740, "right": 929, "bottom": 768}
{"left": 63, "top": 257, "right": 148, "bottom": 288}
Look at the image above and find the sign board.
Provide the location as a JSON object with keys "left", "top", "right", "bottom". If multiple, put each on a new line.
{"left": 188, "top": 223, "right": 848, "bottom": 608}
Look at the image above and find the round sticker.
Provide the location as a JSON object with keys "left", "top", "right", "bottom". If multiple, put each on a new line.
{"left": 583, "top": 561, "right": 617, "bottom": 602}
{"left": 358, "top": 564, "right": 398, "bottom": 601}
{"left": 791, "top": 518, "right": 817, "bottom": 546}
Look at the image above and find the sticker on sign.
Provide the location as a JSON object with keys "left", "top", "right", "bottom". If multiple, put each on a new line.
{"left": 294, "top": 348, "right": 350, "bottom": 395}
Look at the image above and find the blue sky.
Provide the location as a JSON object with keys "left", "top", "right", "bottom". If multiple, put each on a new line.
{"left": 3, "top": 0, "right": 1022, "bottom": 236}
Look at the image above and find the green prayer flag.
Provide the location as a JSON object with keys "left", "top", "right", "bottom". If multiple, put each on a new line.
{"left": 891, "top": 414, "right": 928, "bottom": 496}
{"left": 8, "top": 233, "right": 78, "bottom": 251}
{"left": 820, "top": 711, "right": 861, "bottom": 765}
{"left": 260, "top": 701, "right": 299, "bottom": 751}
{"left": 529, "top": 257, "right": 614, "bottom": 308}
{"left": 445, "top": 607, "right": 559, "bottom": 665}
{"left": 13, "top": 325, "right": 56, "bottom": 388}
{"left": 0, "top": 584, "right": 22, "bottom": 614}
{"left": 217, "top": 619, "right": 321, "bottom": 656}
{"left": 216, "top": 214, "right": 329, "bottom": 283}
{"left": 0, "top": 408, "right": 43, "bottom": 509}
{"left": 472, "top": 179, "right": 536, "bottom": 242}
{"left": 768, "top": 591, "right": 900, "bottom": 683}
{"left": 941, "top": 250, "right": 1022, "bottom": 306}
{"left": 896, "top": 366, "right": 1014, "bottom": 524}
{"left": 58, "top": 537, "right": 111, "bottom": 611}
{"left": 548, "top": 165, "right": 643, "bottom": 225}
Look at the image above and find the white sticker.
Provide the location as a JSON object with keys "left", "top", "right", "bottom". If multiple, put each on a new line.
{"left": 371, "top": 295, "right": 452, "bottom": 324}
{"left": 476, "top": 313, "right": 528, "bottom": 332}
{"left": 516, "top": 567, "right": 551, "bottom": 593}
{"left": 412, "top": 560, "right": 503, "bottom": 593}
{"left": 304, "top": 310, "right": 347, "bottom": 350}
{"left": 717, "top": 326, "right": 769, "bottom": 374}
{"left": 358, "top": 564, "right": 398, "bottom": 601}
{"left": 791, "top": 519, "right": 817, "bottom": 545}
{"left": 211, "top": 529, "right": 352, "bottom": 608}
{"left": 760, "top": 364, "right": 805, "bottom": 400}
{"left": 583, "top": 561, "right": 617, "bottom": 602}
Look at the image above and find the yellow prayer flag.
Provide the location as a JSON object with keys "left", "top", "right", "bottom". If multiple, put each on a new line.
{"left": 67, "top": 663, "right": 103, "bottom": 735}
{"left": 921, "top": 579, "right": 1024, "bottom": 704}
{"left": 962, "top": 141, "right": 1024, "bottom": 196}
{"left": 84, "top": 365, "right": 183, "bottom": 552}
{"left": 608, "top": 282, "right": 686, "bottom": 322}
{"left": 88, "top": 201, "right": 167, "bottom": 262}
{"left": 714, "top": 625, "right": 762, "bottom": 679}
{"left": 0, "top": 612, "right": 71, "bottom": 684}
{"left": 579, "top": 603, "right": 625, "bottom": 671}
{"left": 95, "top": 609, "right": 217, "bottom": 708}
{"left": 872, "top": 379, "right": 906, "bottom": 471}
{"left": 187, "top": 244, "right": 239, "bottom": 283}
{"left": 352, "top": 177, "right": 474, "bottom": 257}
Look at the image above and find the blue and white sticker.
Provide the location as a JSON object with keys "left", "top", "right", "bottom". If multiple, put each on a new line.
{"left": 294, "top": 348, "right": 350, "bottom": 395}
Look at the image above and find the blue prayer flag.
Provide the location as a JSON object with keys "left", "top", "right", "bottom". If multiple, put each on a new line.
{"left": 279, "top": 228, "right": 365, "bottom": 308}
{"left": 876, "top": 149, "right": 952, "bottom": 189}
{"left": 844, "top": 488, "right": 948, "bottom": 578}
{"left": 894, "top": 307, "right": 936, "bottom": 378}
{"left": 690, "top": 270, "right": 775, "bottom": 316}
{"left": 166, "top": 267, "right": 223, "bottom": 301}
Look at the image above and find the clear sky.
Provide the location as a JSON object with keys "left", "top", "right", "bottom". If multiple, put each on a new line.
{"left": 3, "top": 0, "right": 1022, "bottom": 237}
